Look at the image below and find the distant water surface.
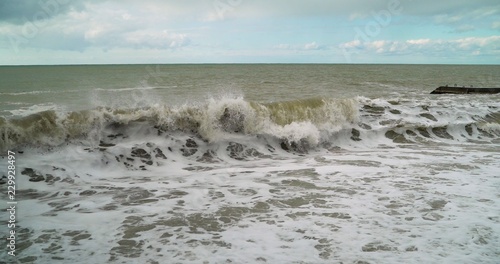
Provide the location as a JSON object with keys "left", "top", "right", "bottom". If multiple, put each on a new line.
{"left": 0, "top": 64, "right": 499, "bottom": 263}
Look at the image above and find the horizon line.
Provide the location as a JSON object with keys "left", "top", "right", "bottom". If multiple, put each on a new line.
{"left": 1, "top": 62, "right": 499, "bottom": 67}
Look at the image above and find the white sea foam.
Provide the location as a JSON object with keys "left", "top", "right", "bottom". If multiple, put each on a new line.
{"left": 4, "top": 132, "right": 498, "bottom": 263}
{"left": 7, "top": 103, "right": 63, "bottom": 117}
{"left": 1, "top": 92, "right": 499, "bottom": 263}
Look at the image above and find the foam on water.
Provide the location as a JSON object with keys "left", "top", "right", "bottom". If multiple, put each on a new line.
{"left": 2, "top": 136, "right": 499, "bottom": 263}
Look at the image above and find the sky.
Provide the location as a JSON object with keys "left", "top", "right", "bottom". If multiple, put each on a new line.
{"left": 0, "top": 0, "right": 499, "bottom": 65}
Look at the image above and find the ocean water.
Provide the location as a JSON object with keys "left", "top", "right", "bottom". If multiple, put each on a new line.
{"left": 0, "top": 64, "right": 499, "bottom": 263}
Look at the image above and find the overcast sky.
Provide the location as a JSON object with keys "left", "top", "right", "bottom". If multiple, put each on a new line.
{"left": 0, "top": 0, "right": 499, "bottom": 65}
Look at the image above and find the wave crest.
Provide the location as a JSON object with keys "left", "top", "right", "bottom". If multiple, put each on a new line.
{"left": 2, "top": 95, "right": 498, "bottom": 152}
{"left": 0, "top": 96, "right": 359, "bottom": 151}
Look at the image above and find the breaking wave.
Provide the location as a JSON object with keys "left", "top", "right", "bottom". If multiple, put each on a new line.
{"left": 1, "top": 95, "right": 499, "bottom": 154}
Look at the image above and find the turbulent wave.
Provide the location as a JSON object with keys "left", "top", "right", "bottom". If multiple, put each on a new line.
{"left": 0, "top": 96, "right": 357, "bottom": 151}
{"left": 1, "top": 96, "right": 499, "bottom": 153}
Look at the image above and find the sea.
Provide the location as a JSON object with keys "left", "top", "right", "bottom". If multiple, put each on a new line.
{"left": 0, "top": 64, "right": 499, "bottom": 263}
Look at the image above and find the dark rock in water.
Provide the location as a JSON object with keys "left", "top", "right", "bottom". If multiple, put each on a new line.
{"left": 154, "top": 148, "right": 167, "bottom": 159}
{"left": 351, "top": 128, "right": 361, "bottom": 141}
{"left": 185, "top": 138, "right": 198, "bottom": 148}
{"left": 21, "top": 168, "right": 36, "bottom": 176}
{"left": 131, "top": 148, "right": 151, "bottom": 159}
{"left": 431, "top": 86, "right": 500, "bottom": 94}
{"left": 22, "top": 168, "right": 46, "bottom": 182}
{"left": 143, "top": 160, "right": 153, "bottom": 165}
{"left": 29, "top": 175, "right": 45, "bottom": 182}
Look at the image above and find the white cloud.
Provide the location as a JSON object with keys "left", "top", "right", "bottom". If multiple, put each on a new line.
{"left": 201, "top": 0, "right": 499, "bottom": 20}
{"left": 340, "top": 36, "right": 500, "bottom": 56}
{"left": 304, "top": 42, "right": 320, "bottom": 50}
{"left": 84, "top": 0, "right": 498, "bottom": 25}
{"left": 433, "top": 6, "right": 499, "bottom": 33}
{"left": 1, "top": 0, "right": 499, "bottom": 64}
{"left": 342, "top": 40, "right": 362, "bottom": 49}
{"left": 0, "top": 2, "right": 192, "bottom": 52}
{"left": 406, "top": 39, "right": 431, "bottom": 45}
{"left": 454, "top": 36, "right": 499, "bottom": 49}
{"left": 124, "top": 30, "right": 189, "bottom": 48}
{"left": 275, "top": 42, "right": 325, "bottom": 51}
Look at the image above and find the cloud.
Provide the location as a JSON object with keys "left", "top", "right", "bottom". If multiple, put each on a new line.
{"left": 433, "top": 6, "right": 499, "bottom": 33}
{"left": 275, "top": 41, "right": 325, "bottom": 51}
{"left": 213, "top": 0, "right": 498, "bottom": 19}
{"left": 0, "top": 1, "right": 192, "bottom": 52}
{"left": 1, "top": 0, "right": 499, "bottom": 64}
{"left": 304, "top": 41, "right": 321, "bottom": 50}
{"left": 0, "top": 0, "right": 90, "bottom": 24}
{"left": 2, "top": 0, "right": 499, "bottom": 24}
{"left": 340, "top": 36, "right": 500, "bottom": 57}
{"left": 123, "top": 30, "right": 189, "bottom": 49}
